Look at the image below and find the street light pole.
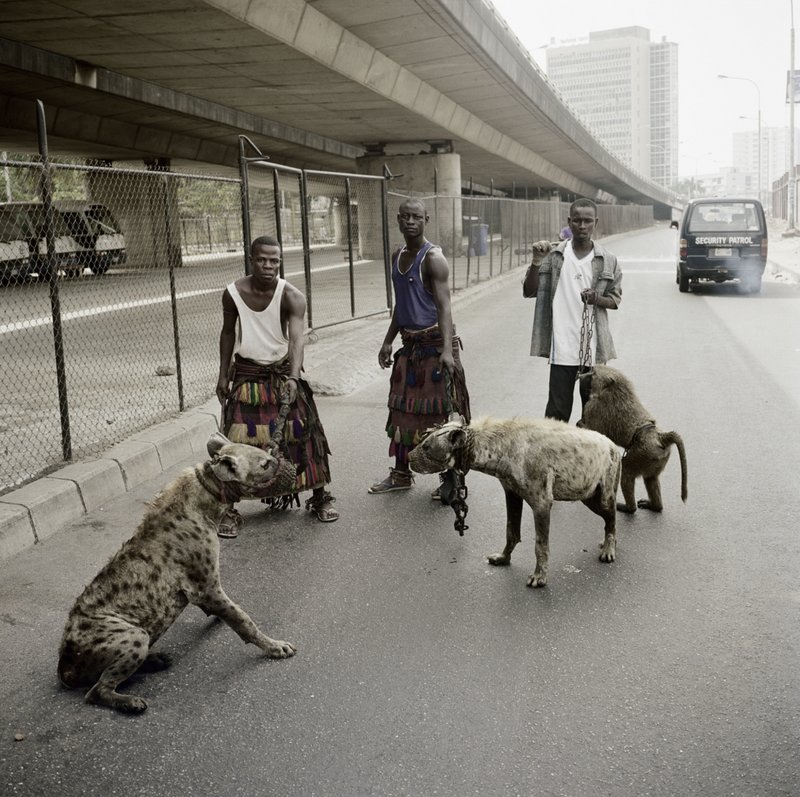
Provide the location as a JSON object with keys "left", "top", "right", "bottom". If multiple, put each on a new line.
{"left": 718, "top": 74, "right": 762, "bottom": 204}
{"left": 790, "top": 1, "right": 796, "bottom": 228}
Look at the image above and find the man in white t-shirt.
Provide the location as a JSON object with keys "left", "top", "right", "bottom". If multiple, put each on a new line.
{"left": 523, "top": 198, "right": 623, "bottom": 422}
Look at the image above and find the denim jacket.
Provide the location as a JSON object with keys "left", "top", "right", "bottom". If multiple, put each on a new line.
{"left": 527, "top": 240, "right": 622, "bottom": 363}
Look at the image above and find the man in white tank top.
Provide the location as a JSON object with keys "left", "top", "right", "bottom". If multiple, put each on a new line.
{"left": 215, "top": 236, "right": 338, "bottom": 536}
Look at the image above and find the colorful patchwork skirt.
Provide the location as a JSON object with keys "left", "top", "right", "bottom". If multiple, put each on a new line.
{"left": 223, "top": 355, "right": 332, "bottom": 494}
{"left": 385, "top": 327, "right": 471, "bottom": 465}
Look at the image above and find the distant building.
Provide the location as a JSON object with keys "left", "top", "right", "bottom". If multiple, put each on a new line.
{"left": 696, "top": 166, "right": 754, "bottom": 198}
{"left": 545, "top": 26, "right": 678, "bottom": 188}
{"left": 732, "top": 126, "right": 800, "bottom": 212}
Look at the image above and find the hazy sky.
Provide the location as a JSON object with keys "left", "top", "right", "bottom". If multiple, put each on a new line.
{"left": 489, "top": 0, "right": 796, "bottom": 178}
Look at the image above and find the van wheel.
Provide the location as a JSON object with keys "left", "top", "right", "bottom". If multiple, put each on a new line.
{"left": 89, "top": 261, "right": 111, "bottom": 275}
{"left": 678, "top": 267, "right": 689, "bottom": 293}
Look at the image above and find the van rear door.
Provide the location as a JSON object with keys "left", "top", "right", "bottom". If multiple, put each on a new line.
{"left": 684, "top": 200, "right": 766, "bottom": 271}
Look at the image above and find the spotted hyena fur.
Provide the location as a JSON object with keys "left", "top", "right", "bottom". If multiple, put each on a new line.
{"left": 57, "top": 433, "right": 296, "bottom": 714}
{"left": 409, "top": 416, "right": 621, "bottom": 588}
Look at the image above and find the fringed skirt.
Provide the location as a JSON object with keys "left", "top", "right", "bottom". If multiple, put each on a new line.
{"left": 223, "top": 355, "right": 332, "bottom": 494}
{"left": 385, "top": 327, "right": 471, "bottom": 465}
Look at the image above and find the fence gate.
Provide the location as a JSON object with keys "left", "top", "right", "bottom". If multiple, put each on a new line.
{"left": 238, "top": 136, "right": 392, "bottom": 330}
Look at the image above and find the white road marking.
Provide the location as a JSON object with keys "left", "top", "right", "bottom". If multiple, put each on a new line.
{"left": 1, "top": 261, "right": 366, "bottom": 335}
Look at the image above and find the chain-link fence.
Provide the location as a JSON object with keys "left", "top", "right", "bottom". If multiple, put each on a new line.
{"left": 386, "top": 193, "right": 652, "bottom": 291}
{"left": 1, "top": 154, "right": 249, "bottom": 493}
{"left": 2, "top": 140, "right": 654, "bottom": 494}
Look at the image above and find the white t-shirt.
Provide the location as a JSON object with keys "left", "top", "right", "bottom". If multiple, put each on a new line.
{"left": 550, "top": 241, "right": 596, "bottom": 366}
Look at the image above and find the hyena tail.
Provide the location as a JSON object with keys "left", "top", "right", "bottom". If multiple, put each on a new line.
{"left": 660, "top": 431, "right": 688, "bottom": 503}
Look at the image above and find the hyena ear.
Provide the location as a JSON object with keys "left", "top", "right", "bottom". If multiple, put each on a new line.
{"left": 210, "top": 453, "right": 240, "bottom": 481}
{"left": 207, "top": 432, "right": 233, "bottom": 457}
{"left": 448, "top": 427, "right": 467, "bottom": 447}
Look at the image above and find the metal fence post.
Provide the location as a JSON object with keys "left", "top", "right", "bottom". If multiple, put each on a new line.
{"left": 489, "top": 178, "right": 494, "bottom": 277}
{"left": 451, "top": 196, "right": 457, "bottom": 291}
{"left": 299, "top": 170, "right": 313, "bottom": 328}
{"left": 272, "top": 168, "right": 285, "bottom": 278}
{"left": 345, "top": 177, "right": 355, "bottom": 317}
{"left": 36, "top": 100, "right": 72, "bottom": 461}
{"left": 238, "top": 136, "right": 252, "bottom": 276}
{"left": 524, "top": 186, "right": 529, "bottom": 264}
{"left": 433, "top": 166, "right": 440, "bottom": 248}
{"left": 466, "top": 177, "right": 473, "bottom": 285}
{"left": 381, "top": 165, "right": 392, "bottom": 311}
{"left": 162, "top": 174, "right": 185, "bottom": 412}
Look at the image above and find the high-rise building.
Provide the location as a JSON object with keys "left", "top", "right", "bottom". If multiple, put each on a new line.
{"left": 732, "top": 126, "right": 800, "bottom": 211}
{"left": 546, "top": 27, "right": 678, "bottom": 188}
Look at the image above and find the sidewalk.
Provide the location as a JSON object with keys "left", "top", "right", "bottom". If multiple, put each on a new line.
{"left": 766, "top": 218, "right": 800, "bottom": 283}
{"left": 0, "top": 264, "right": 525, "bottom": 563}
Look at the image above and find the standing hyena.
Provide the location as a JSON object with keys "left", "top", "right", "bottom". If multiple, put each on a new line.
{"left": 409, "top": 416, "right": 621, "bottom": 587}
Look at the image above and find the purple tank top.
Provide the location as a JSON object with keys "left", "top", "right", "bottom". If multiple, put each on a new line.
{"left": 392, "top": 241, "right": 439, "bottom": 329}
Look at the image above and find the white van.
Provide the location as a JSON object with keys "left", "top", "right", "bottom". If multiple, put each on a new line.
{"left": 57, "top": 202, "right": 126, "bottom": 275}
{"left": 7, "top": 202, "right": 82, "bottom": 279}
{"left": 0, "top": 204, "right": 33, "bottom": 282}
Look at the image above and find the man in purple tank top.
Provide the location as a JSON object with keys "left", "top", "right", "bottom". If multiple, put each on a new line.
{"left": 369, "top": 198, "right": 471, "bottom": 495}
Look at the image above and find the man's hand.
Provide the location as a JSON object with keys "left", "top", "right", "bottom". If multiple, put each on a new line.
{"left": 378, "top": 343, "right": 393, "bottom": 369}
{"left": 530, "top": 240, "right": 554, "bottom": 266}
{"left": 581, "top": 289, "right": 610, "bottom": 307}
{"left": 282, "top": 378, "right": 299, "bottom": 404}
{"left": 439, "top": 349, "right": 455, "bottom": 374}
{"left": 216, "top": 377, "right": 229, "bottom": 405}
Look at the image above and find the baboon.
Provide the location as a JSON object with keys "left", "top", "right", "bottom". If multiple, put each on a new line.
{"left": 579, "top": 365, "right": 687, "bottom": 513}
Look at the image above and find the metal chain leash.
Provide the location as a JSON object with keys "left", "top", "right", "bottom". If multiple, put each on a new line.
{"left": 577, "top": 300, "right": 596, "bottom": 377}
{"left": 442, "top": 366, "right": 469, "bottom": 535}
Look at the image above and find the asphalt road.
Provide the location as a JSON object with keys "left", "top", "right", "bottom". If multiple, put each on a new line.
{"left": 1, "top": 226, "right": 798, "bottom": 796}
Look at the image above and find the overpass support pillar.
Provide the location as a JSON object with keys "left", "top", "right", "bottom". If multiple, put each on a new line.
{"left": 357, "top": 151, "right": 463, "bottom": 257}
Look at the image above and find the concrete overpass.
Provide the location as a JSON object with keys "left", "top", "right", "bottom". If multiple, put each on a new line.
{"left": 0, "top": 0, "right": 676, "bottom": 213}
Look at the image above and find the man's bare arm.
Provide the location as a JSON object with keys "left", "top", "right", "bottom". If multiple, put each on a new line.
{"left": 425, "top": 248, "right": 455, "bottom": 370}
{"left": 217, "top": 289, "right": 238, "bottom": 403}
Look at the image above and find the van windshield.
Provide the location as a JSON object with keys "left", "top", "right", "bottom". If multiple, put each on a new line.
{"left": 22, "top": 205, "right": 74, "bottom": 238}
{"left": 687, "top": 202, "right": 762, "bottom": 233}
{"left": 0, "top": 208, "right": 29, "bottom": 241}
{"left": 85, "top": 206, "right": 122, "bottom": 235}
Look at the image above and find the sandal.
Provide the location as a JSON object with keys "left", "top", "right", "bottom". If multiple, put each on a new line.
{"left": 217, "top": 506, "right": 243, "bottom": 538}
{"left": 368, "top": 468, "right": 415, "bottom": 494}
{"left": 305, "top": 491, "right": 339, "bottom": 523}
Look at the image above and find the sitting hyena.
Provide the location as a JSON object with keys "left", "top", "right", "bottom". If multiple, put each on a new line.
{"left": 409, "top": 416, "right": 621, "bottom": 588}
{"left": 57, "top": 433, "right": 297, "bottom": 714}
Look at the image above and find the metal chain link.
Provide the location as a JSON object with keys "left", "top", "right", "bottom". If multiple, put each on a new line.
{"left": 578, "top": 300, "right": 596, "bottom": 376}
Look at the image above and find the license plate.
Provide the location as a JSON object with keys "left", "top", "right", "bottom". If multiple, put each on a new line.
{"left": 713, "top": 247, "right": 732, "bottom": 257}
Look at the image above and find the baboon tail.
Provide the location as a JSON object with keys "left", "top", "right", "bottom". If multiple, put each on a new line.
{"left": 660, "top": 431, "right": 688, "bottom": 503}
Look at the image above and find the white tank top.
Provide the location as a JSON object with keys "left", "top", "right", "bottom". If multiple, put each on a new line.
{"left": 227, "top": 279, "right": 289, "bottom": 365}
